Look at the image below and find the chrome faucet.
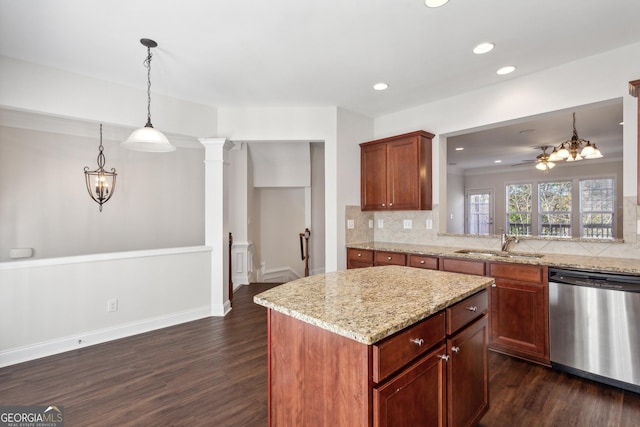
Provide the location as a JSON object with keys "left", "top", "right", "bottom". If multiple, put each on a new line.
{"left": 501, "top": 233, "right": 519, "bottom": 252}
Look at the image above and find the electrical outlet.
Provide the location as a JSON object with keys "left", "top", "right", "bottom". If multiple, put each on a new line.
{"left": 107, "top": 298, "right": 118, "bottom": 312}
{"left": 378, "top": 219, "right": 384, "bottom": 229}
{"left": 347, "top": 219, "right": 355, "bottom": 229}
{"left": 637, "top": 219, "right": 640, "bottom": 234}
{"left": 426, "top": 219, "right": 433, "bottom": 229}
{"left": 368, "top": 220, "right": 374, "bottom": 228}
{"left": 403, "top": 220, "right": 412, "bottom": 229}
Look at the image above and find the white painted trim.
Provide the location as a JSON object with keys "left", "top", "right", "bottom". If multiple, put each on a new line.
{"left": 262, "top": 266, "right": 300, "bottom": 283}
{"left": 0, "top": 246, "right": 212, "bottom": 270}
{"left": 0, "top": 305, "right": 211, "bottom": 368}
{"left": 211, "top": 301, "right": 232, "bottom": 317}
{"left": 231, "top": 240, "right": 251, "bottom": 285}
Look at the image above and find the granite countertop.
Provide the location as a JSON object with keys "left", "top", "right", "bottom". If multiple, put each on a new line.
{"left": 253, "top": 265, "right": 493, "bottom": 345}
{"left": 347, "top": 242, "right": 640, "bottom": 275}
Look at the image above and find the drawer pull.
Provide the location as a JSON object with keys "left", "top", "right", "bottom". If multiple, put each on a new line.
{"left": 382, "top": 203, "right": 386, "bottom": 207}
{"left": 357, "top": 253, "right": 362, "bottom": 257}
{"left": 465, "top": 306, "right": 478, "bottom": 312}
{"left": 437, "top": 354, "right": 450, "bottom": 361}
{"left": 420, "top": 260, "right": 425, "bottom": 264}
{"left": 410, "top": 338, "right": 424, "bottom": 347}
{"left": 387, "top": 256, "right": 392, "bottom": 260}
{"left": 451, "top": 346, "right": 460, "bottom": 353}
{"left": 491, "top": 283, "right": 497, "bottom": 287}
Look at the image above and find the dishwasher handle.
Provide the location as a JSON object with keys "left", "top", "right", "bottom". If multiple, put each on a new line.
{"left": 549, "top": 273, "right": 640, "bottom": 292}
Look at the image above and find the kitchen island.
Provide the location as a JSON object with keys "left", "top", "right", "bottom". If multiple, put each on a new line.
{"left": 254, "top": 265, "right": 494, "bottom": 426}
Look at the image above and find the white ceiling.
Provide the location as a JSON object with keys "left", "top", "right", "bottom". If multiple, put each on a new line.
{"left": 0, "top": 0, "right": 637, "bottom": 165}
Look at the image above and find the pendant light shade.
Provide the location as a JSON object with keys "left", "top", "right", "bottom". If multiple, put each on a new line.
{"left": 122, "top": 38, "right": 175, "bottom": 153}
{"left": 122, "top": 125, "right": 174, "bottom": 152}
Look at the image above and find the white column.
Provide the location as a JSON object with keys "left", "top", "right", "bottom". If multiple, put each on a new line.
{"left": 199, "top": 137, "right": 234, "bottom": 316}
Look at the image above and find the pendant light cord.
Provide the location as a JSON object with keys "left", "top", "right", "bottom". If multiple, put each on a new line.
{"left": 144, "top": 47, "right": 153, "bottom": 128}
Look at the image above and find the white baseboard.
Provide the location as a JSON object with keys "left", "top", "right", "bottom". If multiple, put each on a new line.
{"left": 262, "top": 266, "right": 300, "bottom": 283}
{"left": 0, "top": 306, "right": 211, "bottom": 368}
{"left": 211, "top": 300, "right": 232, "bottom": 317}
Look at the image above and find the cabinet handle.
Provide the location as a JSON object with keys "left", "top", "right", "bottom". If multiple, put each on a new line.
{"left": 437, "top": 354, "right": 450, "bottom": 361}
{"left": 410, "top": 338, "right": 424, "bottom": 347}
{"left": 389, "top": 202, "right": 393, "bottom": 206}
{"left": 420, "top": 260, "right": 425, "bottom": 264}
{"left": 387, "top": 256, "right": 392, "bottom": 260}
{"left": 357, "top": 253, "right": 362, "bottom": 257}
{"left": 465, "top": 306, "right": 478, "bottom": 312}
{"left": 451, "top": 346, "right": 460, "bottom": 353}
{"left": 382, "top": 203, "right": 386, "bottom": 207}
{"left": 491, "top": 283, "right": 497, "bottom": 287}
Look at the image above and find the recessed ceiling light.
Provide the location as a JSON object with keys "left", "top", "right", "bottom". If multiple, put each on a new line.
{"left": 496, "top": 66, "right": 516, "bottom": 75}
{"left": 425, "top": 0, "right": 449, "bottom": 7}
{"left": 373, "top": 82, "right": 389, "bottom": 91}
{"left": 473, "top": 42, "right": 494, "bottom": 54}
{"left": 494, "top": 160, "right": 502, "bottom": 163}
{"left": 455, "top": 147, "right": 464, "bottom": 151}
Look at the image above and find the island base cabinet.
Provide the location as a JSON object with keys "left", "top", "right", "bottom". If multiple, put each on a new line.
{"left": 374, "top": 344, "right": 447, "bottom": 427}
{"left": 447, "top": 315, "right": 489, "bottom": 427}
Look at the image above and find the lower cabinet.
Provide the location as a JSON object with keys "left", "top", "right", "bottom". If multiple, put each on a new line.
{"left": 347, "top": 248, "right": 374, "bottom": 269}
{"left": 374, "top": 344, "right": 447, "bottom": 427}
{"left": 487, "top": 262, "right": 549, "bottom": 365}
{"left": 373, "top": 291, "right": 489, "bottom": 427}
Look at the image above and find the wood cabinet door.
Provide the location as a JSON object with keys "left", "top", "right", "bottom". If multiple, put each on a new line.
{"left": 386, "top": 137, "right": 420, "bottom": 210}
{"left": 361, "top": 142, "right": 388, "bottom": 210}
{"left": 490, "top": 279, "right": 550, "bottom": 364}
{"left": 374, "top": 344, "right": 447, "bottom": 427}
{"left": 447, "top": 315, "right": 489, "bottom": 427}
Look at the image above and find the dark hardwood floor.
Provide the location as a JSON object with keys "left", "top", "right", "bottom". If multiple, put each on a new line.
{"left": 2, "top": 283, "right": 639, "bottom": 426}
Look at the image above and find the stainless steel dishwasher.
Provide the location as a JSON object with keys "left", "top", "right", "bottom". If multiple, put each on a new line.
{"left": 549, "top": 268, "right": 640, "bottom": 393}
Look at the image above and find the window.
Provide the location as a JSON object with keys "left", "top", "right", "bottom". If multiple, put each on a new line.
{"left": 580, "top": 178, "right": 614, "bottom": 239}
{"left": 538, "top": 181, "right": 572, "bottom": 237}
{"left": 466, "top": 189, "right": 493, "bottom": 235}
{"left": 506, "top": 184, "right": 532, "bottom": 235}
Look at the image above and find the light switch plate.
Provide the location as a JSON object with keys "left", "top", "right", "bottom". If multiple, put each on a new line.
{"left": 347, "top": 219, "right": 355, "bottom": 229}
{"left": 378, "top": 219, "right": 384, "bottom": 229}
{"left": 426, "top": 219, "right": 433, "bottom": 229}
{"left": 368, "top": 219, "right": 374, "bottom": 229}
{"left": 403, "top": 220, "right": 412, "bottom": 229}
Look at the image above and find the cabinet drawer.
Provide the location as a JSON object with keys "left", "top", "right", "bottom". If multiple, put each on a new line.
{"left": 375, "top": 251, "right": 407, "bottom": 266}
{"left": 446, "top": 290, "right": 488, "bottom": 335}
{"left": 348, "top": 248, "right": 374, "bottom": 263}
{"left": 408, "top": 254, "right": 439, "bottom": 270}
{"left": 488, "top": 262, "right": 545, "bottom": 283}
{"left": 440, "top": 258, "right": 486, "bottom": 276}
{"left": 373, "top": 312, "right": 445, "bottom": 383}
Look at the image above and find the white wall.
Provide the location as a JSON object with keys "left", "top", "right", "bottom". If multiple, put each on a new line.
{"left": 259, "top": 187, "right": 306, "bottom": 280}
{"left": 447, "top": 172, "right": 465, "bottom": 234}
{"left": 0, "top": 125, "right": 205, "bottom": 261}
{"left": 310, "top": 142, "right": 326, "bottom": 274}
{"left": 0, "top": 247, "right": 212, "bottom": 367}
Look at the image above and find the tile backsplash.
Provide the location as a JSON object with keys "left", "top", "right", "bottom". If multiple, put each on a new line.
{"left": 345, "top": 197, "right": 640, "bottom": 260}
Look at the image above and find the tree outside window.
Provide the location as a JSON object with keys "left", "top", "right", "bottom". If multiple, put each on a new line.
{"left": 539, "top": 181, "right": 572, "bottom": 237}
{"left": 506, "top": 184, "right": 532, "bottom": 235}
{"left": 580, "top": 178, "right": 614, "bottom": 238}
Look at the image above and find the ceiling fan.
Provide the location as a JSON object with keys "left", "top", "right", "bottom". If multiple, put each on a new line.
{"left": 512, "top": 146, "right": 556, "bottom": 173}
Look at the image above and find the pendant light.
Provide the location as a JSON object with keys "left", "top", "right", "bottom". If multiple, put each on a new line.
{"left": 84, "top": 124, "right": 117, "bottom": 211}
{"left": 122, "top": 38, "right": 175, "bottom": 152}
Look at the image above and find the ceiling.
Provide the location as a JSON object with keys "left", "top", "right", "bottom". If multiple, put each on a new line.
{"left": 446, "top": 100, "right": 624, "bottom": 173}
{"left": 0, "top": 1, "right": 637, "bottom": 163}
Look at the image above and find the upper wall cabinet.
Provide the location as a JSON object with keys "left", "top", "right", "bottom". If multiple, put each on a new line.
{"left": 360, "top": 130, "right": 434, "bottom": 211}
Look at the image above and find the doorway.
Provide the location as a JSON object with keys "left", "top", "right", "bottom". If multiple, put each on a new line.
{"left": 465, "top": 188, "right": 494, "bottom": 235}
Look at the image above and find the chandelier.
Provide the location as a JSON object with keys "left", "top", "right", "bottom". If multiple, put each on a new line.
{"left": 84, "top": 124, "right": 117, "bottom": 211}
{"left": 121, "top": 38, "right": 175, "bottom": 152}
{"left": 548, "top": 112, "right": 602, "bottom": 163}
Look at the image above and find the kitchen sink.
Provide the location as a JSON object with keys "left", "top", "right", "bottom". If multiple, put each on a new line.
{"left": 454, "top": 249, "right": 544, "bottom": 260}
